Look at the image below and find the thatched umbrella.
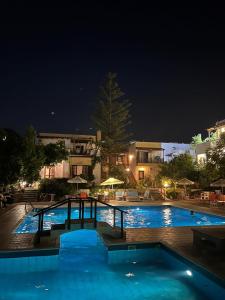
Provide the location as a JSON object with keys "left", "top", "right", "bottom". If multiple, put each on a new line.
{"left": 67, "top": 176, "right": 87, "bottom": 191}
{"left": 210, "top": 179, "right": 225, "bottom": 194}
{"left": 177, "top": 178, "right": 194, "bottom": 197}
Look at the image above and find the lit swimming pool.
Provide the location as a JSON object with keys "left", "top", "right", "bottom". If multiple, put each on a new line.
{"left": 0, "top": 230, "right": 224, "bottom": 300}
{"left": 16, "top": 205, "right": 225, "bottom": 233}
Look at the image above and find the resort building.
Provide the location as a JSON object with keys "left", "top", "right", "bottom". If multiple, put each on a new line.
{"left": 128, "top": 141, "right": 194, "bottom": 184}
{"left": 195, "top": 119, "right": 225, "bottom": 165}
{"left": 207, "top": 119, "right": 225, "bottom": 139}
{"left": 38, "top": 131, "right": 101, "bottom": 183}
{"left": 128, "top": 141, "right": 164, "bottom": 184}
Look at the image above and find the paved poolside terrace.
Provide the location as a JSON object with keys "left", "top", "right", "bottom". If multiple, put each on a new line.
{"left": 1, "top": 199, "right": 225, "bottom": 280}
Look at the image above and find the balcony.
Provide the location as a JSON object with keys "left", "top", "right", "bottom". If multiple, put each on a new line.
{"left": 137, "top": 157, "right": 163, "bottom": 164}
{"left": 68, "top": 147, "right": 95, "bottom": 156}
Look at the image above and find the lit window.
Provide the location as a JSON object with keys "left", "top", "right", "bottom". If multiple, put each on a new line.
{"left": 138, "top": 170, "right": 144, "bottom": 180}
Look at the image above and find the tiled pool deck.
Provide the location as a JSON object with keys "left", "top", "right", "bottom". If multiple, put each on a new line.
{"left": 1, "top": 200, "right": 225, "bottom": 280}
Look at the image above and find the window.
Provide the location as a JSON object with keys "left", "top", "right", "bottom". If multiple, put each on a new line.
{"left": 71, "top": 165, "right": 89, "bottom": 177}
{"left": 45, "top": 167, "right": 55, "bottom": 178}
{"left": 138, "top": 170, "right": 144, "bottom": 180}
{"left": 137, "top": 151, "right": 148, "bottom": 163}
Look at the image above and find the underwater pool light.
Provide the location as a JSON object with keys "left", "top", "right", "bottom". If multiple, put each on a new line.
{"left": 186, "top": 270, "right": 192, "bottom": 277}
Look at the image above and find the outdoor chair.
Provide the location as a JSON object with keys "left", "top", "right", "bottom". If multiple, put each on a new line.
{"left": 143, "top": 189, "right": 150, "bottom": 200}
{"left": 80, "top": 192, "right": 88, "bottom": 199}
{"left": 125, "top": 189, "right": 142, "bottom": 202}
{"left": 115, "top": 190, "right": 126, "bottom": 201}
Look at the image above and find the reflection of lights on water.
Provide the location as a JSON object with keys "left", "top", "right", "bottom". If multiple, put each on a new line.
{"left": 132, "top": 261, "right": 137, "bottom": 264}
{"left": 186, "top": 270, "right": 192, "bottom": 277}
{"left": 125, "top": 272, "right": 135, "bottom": 277}
{"left": 163, "top": 208, "right": 172, "bottom": 225}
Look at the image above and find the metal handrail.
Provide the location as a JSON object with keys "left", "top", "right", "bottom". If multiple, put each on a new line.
{"left": 33, "top": 198, "right": 68, "bottom": 216}
{"left": 34, "top": 196, "right": 127, "bottom": 240}
{"left": 34, "top": 196, "right": 128, "bottom": 216}
{"left": 94, "top": 198, "right": 128, "bottom": 214}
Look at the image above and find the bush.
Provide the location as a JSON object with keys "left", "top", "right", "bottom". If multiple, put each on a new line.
{"left": 39, "top": 178, "right": 74, "bottom": 200}
{"left": 166, "top": 190, "right": 179, "bottom": 200}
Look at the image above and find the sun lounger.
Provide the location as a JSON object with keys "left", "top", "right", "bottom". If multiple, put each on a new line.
{"left": 115, "top": 190, "right": 126, "bottom": 201}
{"left": 125, "top": 189, "right": 142, "bottom": 202}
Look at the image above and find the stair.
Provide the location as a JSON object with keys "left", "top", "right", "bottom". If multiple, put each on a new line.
{"left": 35, "top": 219, "right": 125, "bottom": 246}
{"left": 23, "top": 188, "right": 38, "bottom": 202}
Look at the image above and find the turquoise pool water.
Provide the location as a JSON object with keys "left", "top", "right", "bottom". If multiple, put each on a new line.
{"left": 16, "top": 205, "right": 225, "bottom": 233}
{"left": 0, "top": 230, "right": 224, "bottom": 300}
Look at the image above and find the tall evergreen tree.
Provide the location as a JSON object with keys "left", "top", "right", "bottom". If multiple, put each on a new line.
{"left": 92, "top": 72, "right": 131, "bottom": 174}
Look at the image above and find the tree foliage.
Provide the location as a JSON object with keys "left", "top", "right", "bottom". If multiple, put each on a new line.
{"left": 92, "top": 72, "right": 131, "bottom": 172}
{"left": 21, "top": 126, "right": 45, "bottom": 183}
{"left": 191, "top": 134, "right": 203, "bottom": 149}
{"left": 158, "top": 154, "right": 197, "bottom": 184}
{"left": 0, "top": 129, "right": 23, "bottom": 185}
{"left": 0, "top": 126, "right": 69, "bottom": 185}
{"left": 43, "top": 141, "right": 68, "bottom": 166}
{"left": 205, "top": 133, "right": 225, "bottom": 179}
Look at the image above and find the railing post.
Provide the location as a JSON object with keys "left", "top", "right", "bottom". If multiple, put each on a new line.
{"left": 40, "top": 212, "right": 44, "bottom": 233}
{"left": 90, "top": 199, "right": 93, "bottom": 218}
{"left": 113, "top": 208, "right": 116, "bottom": 227}
{"left": 38, "top": 214, "right": 41, "bottom": 233}
{"left": 120, "top": 211, "right": 124, "bottom": 238}
{"left": 94, "top": 200, "right": 97, "bottom": 228}
{"left": 81, "top": 200, "right": 84, "bottom": 229}
{"left": 79, "top": 200, "right": 81, "bottom": 219}
{"left": 67, "top": 199, "right": 71, "bottom": 230}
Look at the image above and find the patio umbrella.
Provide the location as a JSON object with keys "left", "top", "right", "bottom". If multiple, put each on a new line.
{"left": 210, "top": 179, "right": 225, "bottom": 194}
{"left": 177, "top": 178, "right": 194, "bottom": 196}
{"left": 100, "top": 177, "right": 124, "bottom": 189}
{"left": 67, "top": 176, "right": 87, "bottom": 191}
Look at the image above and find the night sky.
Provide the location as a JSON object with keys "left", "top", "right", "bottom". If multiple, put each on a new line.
{"left": 1, "top": 2, "right": 225, "bottom": 142}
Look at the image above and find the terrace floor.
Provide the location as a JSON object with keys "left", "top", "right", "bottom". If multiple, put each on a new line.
{"left": 1, "top": 199, "right": 225, "bottom": 280}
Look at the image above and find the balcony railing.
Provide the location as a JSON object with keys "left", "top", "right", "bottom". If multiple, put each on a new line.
{"left": 68, "top": 148, "right": 95, "bottom": 156}
{"left": 137, "top": 157, "right": 164, "bottom": 164}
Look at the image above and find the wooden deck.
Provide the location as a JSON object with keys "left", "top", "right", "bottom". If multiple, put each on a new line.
{"left": 1, "top": 201, "right": 225, "bottom": 280}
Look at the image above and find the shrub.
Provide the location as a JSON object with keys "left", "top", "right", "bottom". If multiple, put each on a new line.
{"left": 39, "top": 178, "right": 74, "bottom": 200}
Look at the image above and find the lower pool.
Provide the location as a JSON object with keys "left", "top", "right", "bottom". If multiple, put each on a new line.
{"left": 16, "top": 205, "right": 225, "bottom": 233}
{"left": 0, "top": 230, "right": 224, "bottom": 300}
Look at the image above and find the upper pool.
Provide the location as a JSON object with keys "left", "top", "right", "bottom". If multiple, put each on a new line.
{"left": 16, "top": 205, "right": 225, "bottom": 233}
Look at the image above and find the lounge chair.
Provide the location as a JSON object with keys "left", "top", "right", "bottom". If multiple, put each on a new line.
{"left": 125, "top": 189, "right": 142, "bottom": 202}
{"left": 115, "top": 190, "right": 126, "bottom": 201}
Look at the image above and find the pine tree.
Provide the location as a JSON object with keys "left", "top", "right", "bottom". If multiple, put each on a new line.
{"left": 93, "top": 72, "right": 131, "bottom": 174}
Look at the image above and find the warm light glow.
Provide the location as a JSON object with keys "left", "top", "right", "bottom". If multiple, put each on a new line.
{"left": 162, "top": 180, "right": 169, "bottom": 188}
{"left": 129, "top": 154, "right": 134, "bottom": 161}
{"left": 126, "top": 168, "right": 130, "bottom": 172}
{"left": 139, "top": 167, "right": 144, "bottom": 171}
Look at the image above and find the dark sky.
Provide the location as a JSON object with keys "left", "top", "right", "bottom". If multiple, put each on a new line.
{"left": 1, "top": 2, "right": 225, "bottom": 142}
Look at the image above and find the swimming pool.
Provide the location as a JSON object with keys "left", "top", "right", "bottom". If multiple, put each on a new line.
{"left": 0, "top": 230, "right": 224, "bottom": 300}
{"left": 16, "top": 205, "right": 225, "bottom": 233}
